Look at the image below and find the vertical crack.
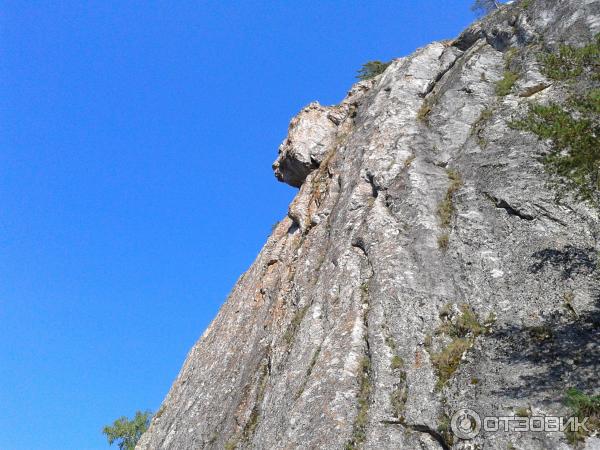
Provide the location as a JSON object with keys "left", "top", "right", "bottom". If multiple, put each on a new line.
{"left": 346, "top": 241, "right": 375, "bottom": 449}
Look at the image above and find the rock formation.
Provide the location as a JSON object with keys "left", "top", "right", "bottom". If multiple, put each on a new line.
{"left": 137, "top": 0, "right": 600, "bottom": 448}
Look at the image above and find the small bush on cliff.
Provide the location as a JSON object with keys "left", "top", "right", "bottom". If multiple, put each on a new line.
{"left": 511, "top": 35, "right": 600, "bottom": 207}
{"left": 431, "top": 304, "right": 488, "bottom": 389}
{"left": 511, "top": 90, "right": 600, "bottom": 206}
{"left": 102, "top": 410, "right": 152, "bottom": 450}
{"left": 437, "top": 169, "right": 463, "bottom": 229}
{"left": 564, "top": 388, "right": 600, "bottom": 443}
{"left": 495, "top": 70, "right": 519, "bottom": 96}
{"left": 471, "top": 0, "right": 500, "bottom": 16}
{"left": 540, "top": 34, "right": 600, "bottom": 81}
{"left": 356, "top": 60, "right": 391, "bottom": 81}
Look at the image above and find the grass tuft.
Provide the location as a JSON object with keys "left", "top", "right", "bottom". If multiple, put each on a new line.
{"left": 430, "top": 304, "right": 488, "bottom": 390}
{"left": 496, "top": 71, "right": 519, "bottom": 96}
{"left": 564, "top": 388, "right": 600, "bottom": 443}
{"left": 345, "top": 357, "right": 372, "bottom": 449}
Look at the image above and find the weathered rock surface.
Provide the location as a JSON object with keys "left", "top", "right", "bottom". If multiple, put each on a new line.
{"left": 138, "top": 1, "right": 600, "bottom": 449}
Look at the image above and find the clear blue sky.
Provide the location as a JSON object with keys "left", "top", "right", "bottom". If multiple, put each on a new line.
{"left": 1, "top": 1, "right": 477, "bottom": 449}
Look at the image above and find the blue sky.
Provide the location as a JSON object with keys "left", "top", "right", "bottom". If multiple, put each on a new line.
{"left": 1, "top": 1, "right": 477, "bottom": 449}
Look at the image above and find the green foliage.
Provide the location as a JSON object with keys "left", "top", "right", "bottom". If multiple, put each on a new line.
{"left": 295, "top": 345, "right": 322, "bottom": 399}
{"left": 564, "top": 388, "right": 600, "bottom": 443}
{"left": 360, "top": 282, "right": 369, "bottom": 295}
{"left": 417, "top": 101, "right": 433, "bottom": 123}
{"left": 438, "top": 413, "right": 455, "bottom": 447}
{"left": 540, "top": 34, "right": 600, "bottom": 81}
{"left": 436, "top": 304, "right": 487, "bottom": 339}
{"left": 511, "top": 91, "right": 600, "bottom": 205}
{"left": 470, "top": 0, "right": 500, "bottom": 15}
{"left": 520, "top": 0, "right": 532, "bottom": 9}
{"left": 102, "top": 410, "right": 152, "bottom": 450}
{"left": 391, "top": 355, "right": 404, "bottom": 370}
{"left": 437, "top": 169, "right": 463, "bottom": 228}
{"left": 385, "top": 334, "right": 397, "bottom": 351}
{"left": 431, "top": 337, "right": 472, "bottom": 390}
{"left": 356, "top": 60, "right": 391, "bottom": 81}
{"left": 471, "top": 107, "right": 494, "bottom": 147}
{"left": 477, "top": 107, "right": 494, "bottom": 124}
{"left": 511, "top": 34, "right": 600, "bottom": 206}
{"left": 438, "top": 174, "right": 460, "bottom": 226}
{"left": 240, "top": 359, "right": 270, "bottom": 442}
{"left": 495, "top": 71, "right": 519, "bottom": 96}
{"left": 527, "top": 325, "right": 553, "bottom": 342}
{"left": 224, "top": 441, "right": 237, "bottom": 450}
{"left": 345, "top": 357, "right": 372, "bottom": 449}
{"left": 452, "top": 304, "right": 487, "bottom": 337}
{"left": 284, "top": 305, "right": 309, "bottom": 344}
{"left": 504, "top": 47, "right": 519, "bottom": 69}
{"left": 424, "top": 333, "right": 433, "bottom": 349}
{"left": 439, "top": 303, "right": 454, "bottom": 319}
{"left": 431, "top": 304, "right": 488, "bottom": 390}
{"left": 437, "top": 233, "right": 449, "bottom": 250}
{"left": 391, "top": 385, "right": 408, "bottom": 419}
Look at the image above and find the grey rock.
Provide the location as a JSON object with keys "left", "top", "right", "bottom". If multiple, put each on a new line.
{"left": 138, "top": 1, "right": 600, "bottom": 449}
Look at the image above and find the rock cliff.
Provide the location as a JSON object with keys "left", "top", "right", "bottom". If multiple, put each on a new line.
{"left": 137, "top": 1, "right": 600, "bottom": 448}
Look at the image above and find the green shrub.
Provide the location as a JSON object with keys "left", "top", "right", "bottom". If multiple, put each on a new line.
{"left": 432, "top": 337, "right": 472, "bottom": 389}
{"left": 527, "top": 325, "right": 554, "bottom": 342}
{"left": 515, "top": 407, "right": 531, "bottom": 417}
{"left": 437, "top": 304, "right": 487, "bottom": 338}
{"left": 510, "top": 34, "right": 600, "bottom": 205}
{"left": 564, "top": 388, "right": 600, "bottom": 443}
{"left": 417, "top": 101, "right": 433, "bottom": 123}
{"left": 540, "top": 34, "right": 600, "bottom": 81}
{"left": 470, "top": 0, "right": 499, "bottom": 16}
{"left": 437, "top": 233, "right": 449, "bottom": 250}
{"left": 471, "top": 107, "right": 494, "bottom": 147}
{"left": 391, "top": 386, "right": 408, "bottom": 419}
{"left": 224, "top": 441, "right": 237, "bottom": 450}
{"left": 385, "top": 335, "right": 397, "bottom": 351}
{"left": 424, "top": 333, "right": 433, "bottom": 349}
{"left": 437, "top": 169, "right": 463, "bottom": 228}
{"left": 452, "top": 304, "right": 488, "bottom": 337}
{"left": 356, "top": 60, "right": 392, "bottom": 81}
{"left": 439, "top": 303, "right": 454, "bottom": 319}
{"left": 496, "top": 71, "right": 519, "bottom": 96}
{"left": 431, "top": 305, "right": 487, "bottom": 389}
{"left": 102, "top": 410, "right": 152, "bottom": 450}
{"left": 391, "top": 355, "right": 404, "bottom": 370}
{"left": 511, "top": 91, "right": 600, "bottom": 205}
{"left": 504, "top": 47, "right": 519, "bottom": 69}
{"left": 438, "top": 413, "right": 455, "bottom": 447}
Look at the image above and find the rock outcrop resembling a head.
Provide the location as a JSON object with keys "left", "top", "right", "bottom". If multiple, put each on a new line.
{"left": 273, "top": 81, "right": 374, "bottom": 188}
{"left": 272, "top": 102, "right": 337, "bottom": 188}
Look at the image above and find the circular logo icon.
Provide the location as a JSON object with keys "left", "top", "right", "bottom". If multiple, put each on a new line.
{"left": 450, "top": 408, "right": 481, "bottom": 440}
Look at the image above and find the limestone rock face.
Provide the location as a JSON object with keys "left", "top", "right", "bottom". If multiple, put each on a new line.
{"left": 137, "top": 1, "right": 600, "bottom": 449}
